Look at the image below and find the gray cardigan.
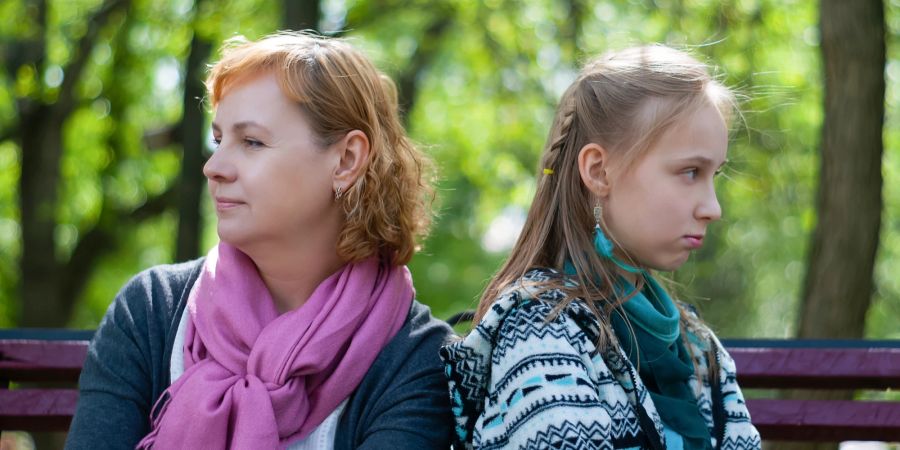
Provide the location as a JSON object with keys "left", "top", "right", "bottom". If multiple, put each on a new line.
{"left": 65, "top": 259, "right": 454, "bottom": 449}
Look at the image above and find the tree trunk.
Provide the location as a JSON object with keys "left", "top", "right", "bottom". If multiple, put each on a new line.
{"left": 175, "top": 31, "right": 212, "bottom": 262}
{"left": 282, "top": 0, "right": 320, "bottom": 31}
{"left": 18, "top": 0, "right": 130, "bottom": 327}
{"left": 780, "top": 2, "right": 885, "bottom": 449}
{"left": 396, "top": 16, "right": 452, "bottom": 126}
{"left": 19, "top": 107, "right": 66, "bottom": 327}
{"left": 800, "top": 0, "right": 884, "bottom": 342}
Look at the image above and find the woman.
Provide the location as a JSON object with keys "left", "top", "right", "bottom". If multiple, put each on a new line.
{"left": 66, "top": 32, "right": 452, "bottom": 450}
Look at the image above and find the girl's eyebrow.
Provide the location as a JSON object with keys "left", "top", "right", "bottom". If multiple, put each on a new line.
{"left": 672, "top": 155, "right": 728, "bottom": 169}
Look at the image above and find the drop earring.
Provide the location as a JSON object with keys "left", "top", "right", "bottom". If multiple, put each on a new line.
{"left": 593, "top": 203, "right": 615, "bottom": 258}
{"left": 592, "top": 201, "right": 643, "bottom": 274}
{"left": 334, "top": 186, "right": 343, "bottom": 201}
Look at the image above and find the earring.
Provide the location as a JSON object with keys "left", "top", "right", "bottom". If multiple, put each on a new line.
{"left": 592, "top": 200, "right": 643, "bottom": 274}
{"left": 593, "top": 203, "right": 615, "bottom": 258}
{"left": 334, "top": 186, "right": 343, "bottom": 201}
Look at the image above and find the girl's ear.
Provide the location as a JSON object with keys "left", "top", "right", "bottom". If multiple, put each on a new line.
{"left": 578, "top": 143, "right": 611, "bottom": 198}
{"left": 332, "top": 130, "right": 370, "bottom": 191}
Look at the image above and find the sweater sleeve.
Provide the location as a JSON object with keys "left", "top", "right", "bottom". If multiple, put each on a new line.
{"left": 335, "top": 302, "right": 454, "bottom": 450}
{"left": 65, "top": 263, "right": 195, "bottom": 450}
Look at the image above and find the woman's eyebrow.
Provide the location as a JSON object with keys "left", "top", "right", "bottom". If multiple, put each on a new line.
{"left": 210, "top": 121, "right": 272, "bottom": 135}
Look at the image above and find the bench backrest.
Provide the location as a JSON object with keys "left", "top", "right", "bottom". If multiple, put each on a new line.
{"left": 2, "top": 330, "right": 899, "bottom": 442}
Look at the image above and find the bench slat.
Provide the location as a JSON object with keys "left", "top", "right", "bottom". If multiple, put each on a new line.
{"left": 0, "top": 389, "right": 78, "bottom": 432}
{"left": 730, "top": 347, "right": 900, "bottom": 389}
{"left": 747, "top": 399, "right": 900, "bottom": 441}
{"left": 0, "top": 340, "right": 88, "bottom": 383}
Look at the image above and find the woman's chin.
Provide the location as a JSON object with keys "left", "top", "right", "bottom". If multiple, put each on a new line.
{"left": 215, "top": 226, "right": 250, "bottom": 249}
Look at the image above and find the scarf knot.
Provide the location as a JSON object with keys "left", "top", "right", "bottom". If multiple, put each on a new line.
{"left": 137, "top": 243, "right": 413, "bottom": 449}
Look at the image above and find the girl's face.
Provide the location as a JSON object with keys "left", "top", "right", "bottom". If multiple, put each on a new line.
{"left": 204, "top": 71, "right": 341, "bottom": 252}
{"left": 603, "top": 102, "right": 728, "bottom": 272}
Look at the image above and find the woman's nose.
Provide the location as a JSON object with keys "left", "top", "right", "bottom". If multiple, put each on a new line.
{"left": 202, "top": 145, "right": 236, "bottom": 182}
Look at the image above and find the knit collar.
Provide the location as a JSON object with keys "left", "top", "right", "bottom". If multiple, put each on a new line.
{"left": 610, "top": 272, "right": 712, "bottom": 450}
{"left": 617, "top": 274, "right": 681, "bottom": 345}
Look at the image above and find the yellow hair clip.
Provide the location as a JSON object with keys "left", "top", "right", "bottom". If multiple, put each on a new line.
{"left": 543, "top": 168, "right": 554, "bottom": 175}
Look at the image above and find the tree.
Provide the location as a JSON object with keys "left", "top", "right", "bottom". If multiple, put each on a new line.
{"left": 799, "top": 0, "right": 885, "bottom": 342}
{"left": 14, "top": 0, "right": 136, "bottom": 327}
{"left": 784, "top": 2, "right": 886, "bottom": 450}
{"left": 283, "top": 0, "right": 320, "bottom": 31}
{"left": 174, "top": 4, "right": 213, "bottom": 262}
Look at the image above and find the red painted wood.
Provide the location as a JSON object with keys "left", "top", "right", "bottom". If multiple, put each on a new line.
{"left": 0, "top": 389, "right": 78, "bottom": 432}
{"left": 0, "top": 340, "right": 88, "bottom": 382}
{"left": 730, "top": 347, "right": 900, "bottom": 389}
{"left": 747, "top": 399, "right": 900, "bottom": 441}
{"left": 4, "top": 335, "right": 900, "bottom": 440}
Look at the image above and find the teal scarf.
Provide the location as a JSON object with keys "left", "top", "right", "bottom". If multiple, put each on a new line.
{"left": 610, "top": 274, "right": 712, "bottom": 450}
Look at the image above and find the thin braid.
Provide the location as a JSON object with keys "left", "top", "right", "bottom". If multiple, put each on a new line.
{"left": 550, "top": 97, "right": 577, "bottom": 154}
{"left": 541, "top": 93, "right": 578, "bottom": 176}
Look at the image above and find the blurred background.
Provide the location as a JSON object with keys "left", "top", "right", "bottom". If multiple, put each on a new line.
{"left": 0, "top": 0, "right": 897, "bottom": 341}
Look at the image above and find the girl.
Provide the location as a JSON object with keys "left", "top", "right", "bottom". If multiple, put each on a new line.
{"left": 441, "top": 45, "right": 761, "bottom": 449}
{"left": 66, "top": 32, "right": 453, "bottom": 449}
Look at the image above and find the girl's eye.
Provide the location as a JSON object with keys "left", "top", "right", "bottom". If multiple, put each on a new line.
{"left": 211, "top": 137, "right": 221, "bottom": 147}
{"left": 683, "top": 168, "right": 699, "bottom": 180}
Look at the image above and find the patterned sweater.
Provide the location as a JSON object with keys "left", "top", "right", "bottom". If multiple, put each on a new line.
{"left": 440, "top": 268, "right": 761, "bottom": 450}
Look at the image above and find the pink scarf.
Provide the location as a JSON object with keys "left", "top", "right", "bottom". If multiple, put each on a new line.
{"left": 137, "top": 243, "right": 413, "bottom": 449}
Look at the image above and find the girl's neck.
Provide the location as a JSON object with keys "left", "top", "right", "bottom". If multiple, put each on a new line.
{"left": 617, "top": 269, "right": 640, "bottom": 286}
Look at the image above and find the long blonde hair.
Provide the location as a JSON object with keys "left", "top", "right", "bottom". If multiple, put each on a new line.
{"left": 476, "top": 45, "right": 735, "bottom": 350}
{"left": 206, "top": 31, "right": 434, "bottom": 266}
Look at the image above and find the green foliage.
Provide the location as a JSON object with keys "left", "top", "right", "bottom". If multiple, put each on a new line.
{"left": 0, "top": 0, "right": 897, "bottom": 340}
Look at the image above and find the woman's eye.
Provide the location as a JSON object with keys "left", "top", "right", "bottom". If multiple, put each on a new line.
{"left": 244, "top": 138, "right": 264, "bottom": 148}
{"left": 211, "top": 137, "right": 221, "bottom": 147}
{"left": 683, "top": 168, "right": 699, "bottom": 179}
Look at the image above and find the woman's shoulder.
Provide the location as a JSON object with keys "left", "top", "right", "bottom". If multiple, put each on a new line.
{"left": 112, "top": 258, "right": 203, "bottom": 309}
{"left": 366, "top": 300, "right": 453, "bottom": 370}
{"left": 98, "top": 258, "right": 204, "bottom": 351}
{"left": 121, "top": 258, "right": 204, "bottom": 298}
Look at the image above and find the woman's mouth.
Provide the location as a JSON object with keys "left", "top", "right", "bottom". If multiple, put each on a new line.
{"left": 215, "top": 197, "right": 244, "bottom": 211}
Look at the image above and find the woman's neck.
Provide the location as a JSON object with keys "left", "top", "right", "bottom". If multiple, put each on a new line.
{"left": 241, "top": 241, "right": 345, "bottom": 314}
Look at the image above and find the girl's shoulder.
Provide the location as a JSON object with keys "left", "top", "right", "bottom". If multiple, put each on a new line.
{"left": 456, "top": 267, "right": 603, "bottom": 355}
{"left": 492, "top": 267, "right": 598, "bottom": 322}
{"left": 675, "top": 300, "right": 721, "bottom": 354}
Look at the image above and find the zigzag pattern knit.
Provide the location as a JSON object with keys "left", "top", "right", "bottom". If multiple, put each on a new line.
{"left": 440, "top": 268, "right": 760, "bottom": 450}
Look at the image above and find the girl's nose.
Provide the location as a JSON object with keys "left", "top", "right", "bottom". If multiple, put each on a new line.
{"left": 697, "top": 188, "right": 722, "bottom": 222}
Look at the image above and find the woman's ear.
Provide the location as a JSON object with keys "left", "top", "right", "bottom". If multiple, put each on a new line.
{"left": 578, "top": 143, "right": 611, "bottom": 197}
{"left": 332, "top": 130, "right": 370, "bottom": 191}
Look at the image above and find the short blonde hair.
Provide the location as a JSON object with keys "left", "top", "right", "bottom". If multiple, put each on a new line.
{"left": 206, "top": 31, "right": 434, "bottom": 265}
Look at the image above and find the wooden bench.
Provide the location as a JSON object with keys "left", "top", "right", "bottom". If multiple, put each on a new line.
{"left": 2, "top": 326, "right": 900, "bottom": 442}
{"left": 446, "top": 312, "right": 900, "bottom": 443}
{"left": 725, "top": 338, "right": 900, "bottom": 442}
{"left": 0, "top": 329, "right": 92, "bottom": 432}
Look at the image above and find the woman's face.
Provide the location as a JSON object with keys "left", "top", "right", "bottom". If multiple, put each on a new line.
{"left": 603, "top": 102, "right": 729, "bottom": 272}
{"left": 204, "top": 71, "right": 340, "bottom": 251}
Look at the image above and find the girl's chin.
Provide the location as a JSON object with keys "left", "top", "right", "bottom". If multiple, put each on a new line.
{"left": 647, "top": 255, "right": 690, "bottom": 272}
